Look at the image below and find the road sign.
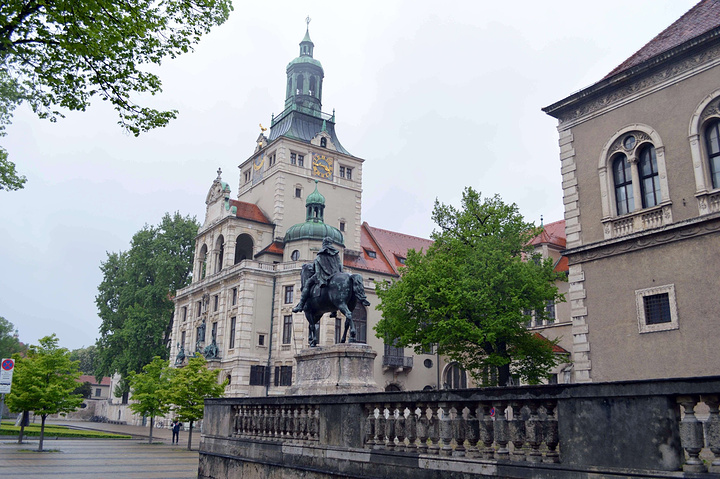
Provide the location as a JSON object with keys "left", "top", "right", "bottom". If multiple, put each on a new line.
{"left": 0, "top": 358, "right": 14, "bottom": 394}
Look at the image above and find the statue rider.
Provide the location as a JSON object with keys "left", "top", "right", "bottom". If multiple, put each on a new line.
{"left": 293, "top": 237, "right": 370, "bottom": 312}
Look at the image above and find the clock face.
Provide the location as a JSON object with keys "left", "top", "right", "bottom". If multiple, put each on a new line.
{"left": 253, "top": 155, "right": 265, "bottom": 171}
{"left": 312, "top": 153, "right": 333, "bottom": 179}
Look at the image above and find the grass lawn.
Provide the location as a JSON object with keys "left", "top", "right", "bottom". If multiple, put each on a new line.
{"left": 0, "top": 421, "right": 131, "bottom": 439}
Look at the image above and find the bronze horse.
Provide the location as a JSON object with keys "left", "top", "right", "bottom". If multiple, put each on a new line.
{"left": 299, "top": 263, "right": 367, "bottom": 347}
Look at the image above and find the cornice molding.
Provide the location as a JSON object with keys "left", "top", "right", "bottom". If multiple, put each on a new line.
{"left": 565, "top": 212, "right": 720, "bottom": 264}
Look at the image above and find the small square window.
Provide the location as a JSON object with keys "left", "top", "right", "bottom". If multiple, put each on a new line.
{"left": 298, "top": 155, "right": 304, "bottom": 167}
{"left": 295, "top": 188, "right": 302, "bottom": 198}
{"left": 231, "top": 288, "right": 237, "bottom": 306}
{"left": 258, "top": 334, "right": 266, "bottom": 346}
{"left": 95, "top": 388, "right": 102, "bottom": 397}
{"left": 339, "top": 221, "right": 345, "bottom": 232}
{"left": 290, "top": 153, "right": 297, "bottom": 165}
{"left": 339, "top": 166, "right": 345, "bottom": 178}
{"left": 636, "top": 284, "right": 678, "bottom": 333}
{"left": 213, "top": 294, "right": 219, "bottom": 312}
{"left": 346, "top": 168, "right": 352, "bottom": 180}
{"left": 182, "top": 306, "right": 187, "bottom": 322}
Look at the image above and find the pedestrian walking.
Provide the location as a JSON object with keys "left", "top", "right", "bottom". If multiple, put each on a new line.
{"left": 172, "top": 419, "right": 181, "bottom": 444}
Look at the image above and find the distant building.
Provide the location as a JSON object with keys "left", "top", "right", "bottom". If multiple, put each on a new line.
{"left": 543, "top": 0, "right": 720, "bottom": 382}
{"left": 169, "top": 26, "right": 572, "bottom": 396}
{"left": 77, "top": 375, "right": 111, "bottom": 400}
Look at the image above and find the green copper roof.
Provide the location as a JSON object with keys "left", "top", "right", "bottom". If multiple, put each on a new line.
{"left": 284, "top": 221, "right": 344, "bottom": 245}
{"left": 287, "top": 55, "right": 323, "bottom": 69}
{"left": 302, "top": 28, "right": 313, "bottom": 44}
{"left": 306, "top": 180, "right": 325, "bottom": 206}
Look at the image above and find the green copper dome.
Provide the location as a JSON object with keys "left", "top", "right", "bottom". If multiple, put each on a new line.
{"left": 284, "top": 180, "right": 343, "bottom": 245}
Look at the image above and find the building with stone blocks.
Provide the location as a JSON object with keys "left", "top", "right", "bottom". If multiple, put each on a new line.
{"left": 169, "top": 27, "right": 571, "bottom": 396}
{"left": 543, "top": 0, "right": 720, "bottom": 383}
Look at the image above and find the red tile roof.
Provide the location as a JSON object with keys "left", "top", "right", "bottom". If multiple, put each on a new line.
{"left": 229, "top": 199, "right": 273, "bottom": 225}
{"left": 257, "top": 241, "right": 284, "bottom": 256}
{"left": 344, "top": 222, "right": 433, "bottom": 276}
{"left": 533, "top": 333, "right": 570, "bottom": 355}
{"left": 529, "top": 219, "right": 566, "bottom": 249}
{"left": 604, "top": 0, "right": 720, "bottom": 79}
{"left": 77, "top": 375, "right": 111, "bottom": 386}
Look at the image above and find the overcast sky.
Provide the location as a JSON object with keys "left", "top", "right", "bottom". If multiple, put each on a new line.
{"left": 1, "top": 0, "right": 699, "bottom": 351}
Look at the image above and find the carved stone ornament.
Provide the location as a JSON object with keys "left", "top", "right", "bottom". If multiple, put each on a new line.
{"left": 700, "top": 100, "right": 720, "bottom": 124}
{"left": 557, "top": 44, "right": 720, "bottom": 125}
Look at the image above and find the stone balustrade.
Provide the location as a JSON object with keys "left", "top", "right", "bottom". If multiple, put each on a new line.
{"left": 200, "top": 376, "right": 720, "bottom": 479}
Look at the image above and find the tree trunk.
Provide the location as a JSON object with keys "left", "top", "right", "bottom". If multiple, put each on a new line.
{"left": 149, "top": 415, "right": 154, "bottom": 444}
{"left": 187, "top": 420, "right": 193, "bottom": 450}
{"left": 497, "top": 341, "right": 511, "bottom": 386}
{"left": 18, "top": 411, "right": 28, "bottom": 444}
{"left": 38, "top": 414, "right": 47, "bottom": 452}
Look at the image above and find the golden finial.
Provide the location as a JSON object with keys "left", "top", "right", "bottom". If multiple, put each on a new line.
{"left": 259, "top": 123, "right": 267, "bottom": 133}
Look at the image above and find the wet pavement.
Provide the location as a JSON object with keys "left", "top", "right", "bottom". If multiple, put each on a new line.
{"left": 0, "top": 420, "right": 200, "bottom": 478}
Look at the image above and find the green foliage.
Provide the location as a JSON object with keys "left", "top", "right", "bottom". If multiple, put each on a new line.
{"left": 5, "top": 335, "right": 84, "bottom": 450}
{"left": 128, "top": 356, "right": 172, "bottom": 443}
{"left": 167, "top": 355, "right": 225, "bottom": 425}
{"left": 375, "top": 188, "right": 566, "bottom": 386}
{"left": 69, "top": 345, "right": 98, "bottom": 376}
{"left": 72, "top": 381, "right": 92, "bottom": 399}
{"left": 0, "top": 316, "right": 26, "bottom": 358}
{"left": 95, "top": 213, "right": 198, "bottom": 381}
{"left": 0, "top": 0, "right": 232, "bottom": 191}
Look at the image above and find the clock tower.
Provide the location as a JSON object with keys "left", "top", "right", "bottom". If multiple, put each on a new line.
{"left": 237, "top": 23, "right": 364, "bottom": 254}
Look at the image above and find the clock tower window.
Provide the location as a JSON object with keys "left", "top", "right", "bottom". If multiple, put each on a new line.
{"left": 320, "top": 137, "right": 327, "bottom": 148}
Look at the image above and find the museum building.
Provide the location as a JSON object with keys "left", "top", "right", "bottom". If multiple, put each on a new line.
{"left": 168, "top": 27, "right": 572, "bottom": 396}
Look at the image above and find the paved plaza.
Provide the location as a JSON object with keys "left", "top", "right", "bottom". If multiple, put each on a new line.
{"left": 0, "top": 421, "right": 200, "bottom": 478}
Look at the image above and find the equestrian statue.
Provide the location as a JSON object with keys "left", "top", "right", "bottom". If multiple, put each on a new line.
{"left": 293, "top": 237, "right": 371, "bottom": 347}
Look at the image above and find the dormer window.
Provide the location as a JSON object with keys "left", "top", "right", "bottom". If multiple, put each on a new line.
{"left": 366, "top": 249, "right": 376, "bottom": 258}
{"left": 320, "top": 137, "right": 327, "bottom": 148}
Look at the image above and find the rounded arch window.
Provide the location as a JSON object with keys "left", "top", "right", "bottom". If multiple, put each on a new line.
{"left": 320, "top": 137, "right": 327, "bottom": 148}
{"left": 234, "top": 234, "right": 253, "bottom": 264}
{"left": 443, "top": 362, "right": 467, "bottom": 390}
{"left": 309, "top": 75, "right": 316, "bottom": 97}
{"left": 296, "top": 74, "right": 304, "bottom": 95}
{"left": 215, "top": 235, "right": 225, "bottom": 272}
{"left": 612, "top": 153, "right": 634, "bottom": 215}
{"left": 638, "top": 144, "right": 660, "bottom": 208}
{"left": 291, "top": 250, "right": 300, "bottom": 261}
{"left": 199, "top": 244, "right": 208, "bottom": 279}
{"left": 385, "top": 383, "right": 401, "bottom": 392}
{"left": 705, "top": 118, "right": 720, "bottom": 189}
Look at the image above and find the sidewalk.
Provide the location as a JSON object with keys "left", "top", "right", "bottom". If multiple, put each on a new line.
{"left": 47, "top": 418, "right": 201, "bottom": 448}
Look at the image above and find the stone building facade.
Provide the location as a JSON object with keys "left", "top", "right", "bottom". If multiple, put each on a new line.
{"left": 543, "top": 0, "right": 720, "bottom": 382}
{"left": 169, "top": 27, "right": 571, "bottom": 397}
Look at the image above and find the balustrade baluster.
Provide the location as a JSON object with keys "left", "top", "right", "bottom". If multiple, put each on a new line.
{"left": 678, "top": 396, "right": 707, "bottom": 472}
{"left": 292, "top": 407, "right": 300, "bottom": 440}
{"left": 406, "top": 406, "right": 418, "bottom": 452}
{"left": 273, "top": 406, "right": 280, "bottom": 439}
{"left": 261, "top": 405, "right": 269, "bottom": 439}
{"left": 479, "top": 403, "right": 495, "bottom": 459}
{"left": 385, "top": 405, "right": 397, "bottom": 451}
{"left": 543, "top": 401, "right": 559, "bottom": 463}
{"left": 417, "top": 404, "right": 429, "bottom": 454}
{"left": 279, "top": 407, "right": 287, "bottom": 439}
{"left": 509, "top": 401, "right": 526, "bottom": 461}
{"left": 453, "top": 405, "right": 466, "bottom": 457}
{"left": 299, "top": 404, "right": 309, "bottom": 441}
{"left": 364, "top": 404, "right": 375, "bottom": 449}
{"left": 703, "top": 395, "right": 720, "bottom": 473}
{"left": 375, "top": 405, "right": 387, "bottom": 449}
{"left": 525, "top": 401, "right": 543, "bottom": 463}
{"left": 239, "top": 406, "right": 247, "bottom": 436}
{"left": 395, "top": 405, "right": 406, "bottom": 451}
{"left": 428, "top": 405, "right": 441, "bottom": 455}
{"left": 465, "top": 405, "right": 480, "bottom": 458}
{"left": 439, "top": 404, "right": 453, "bottom": 456}
{"left": 494, "top": 401, "right": 510, "bottom": 460}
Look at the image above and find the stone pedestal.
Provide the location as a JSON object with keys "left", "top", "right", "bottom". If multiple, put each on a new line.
{"left": 287, "top": 343, "right": 381, "bottom": 395}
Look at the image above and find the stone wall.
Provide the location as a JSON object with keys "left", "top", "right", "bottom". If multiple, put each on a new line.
{"left": 199, "top": 376, "right": 720, "bottom": 478}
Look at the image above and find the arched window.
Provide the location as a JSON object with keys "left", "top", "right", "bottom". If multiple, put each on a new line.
{"left": 320, "top": 137, "right": 327, "bottom": 148}
{"left": 638, "top": 145, "right": 660, "bottom": 208}
{"left": 296, "top": 75, "right": 304, "bottom": 95}
{"left": 215, "top": 235, "right": 224, "bottom": 273}
{"left": 335, "top": 304, "right": 367, "bottom": 344}
{"left": 199, "top": 244, "right": 208, "bottom": 279}
{"left": 705, "top": 119, "right": 720, "bottom": 189}
{"left": 234, "top": 234, "right": 253, "bottom": 264}
{"left": 291, "top": 250, "right": 300, "bottom": 261}
{"left": 385, "top": 383, "right": 401, "bottom": 392}
{"left": 444, "top": 363, "right": 467, "bottom": 389}
{"left": 286, "top": 77, "right": 292, "bottom": 98}
{"left": 613, "top": 154, "right": 634, "bottom": 215}
{"left": 309, "top": 76, "right": 316, "bottom": 97}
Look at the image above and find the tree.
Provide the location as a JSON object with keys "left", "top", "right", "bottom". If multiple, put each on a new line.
{"left": 167, "top": 354, "right": 225, "bottom": 450}
{"left": 128, "top": 356, "right": 172, "bottom": 444}
{"left": 72, "top": 381, "right": 92, "bottom": 399}
{"left": 6, "top": 335, "right": 83, "bottom": 451}
{"left": 375, "top": 188, "right": 565, "bottom": 386}
{"left": 0, "top": 0, "right": 233, "bottom": 191}
{"left": 0, "top": 316, "right": 26, "bottom": 359}
{"left": 69, "top": 345, "right": 98, "bottom": 376}
{"left": 95, "top": 212, "right": 198, "bottom": 382}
